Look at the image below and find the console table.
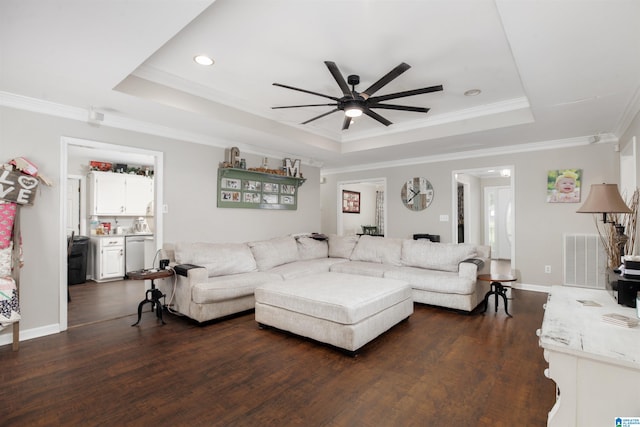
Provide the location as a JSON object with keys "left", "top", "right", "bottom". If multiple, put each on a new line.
{"left": 538, "top": 286, "right": 640, "bottom": 426}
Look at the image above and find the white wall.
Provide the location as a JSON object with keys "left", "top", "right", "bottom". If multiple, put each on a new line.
{"left": 0, "top": 106, "right": 320, "bottom": 343}
{"left": 321, "top": 143, "right": 619, "bottom": 287}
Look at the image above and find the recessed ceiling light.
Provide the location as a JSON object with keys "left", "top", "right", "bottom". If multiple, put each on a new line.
{"left": 464, "top": 89, "right": 481, "bottom": 97}
{"left": 194, "top": 55, "right": 214, "bottom": 66}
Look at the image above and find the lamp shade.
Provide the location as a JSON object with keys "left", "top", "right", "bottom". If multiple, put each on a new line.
{"left": 576, "top": 183, "right": 632, "bottom": 214}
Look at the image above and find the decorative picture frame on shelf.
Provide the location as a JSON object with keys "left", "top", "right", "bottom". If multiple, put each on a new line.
{"left": 342, "top": 190, "right": 360, "bottom": 214}
{"left": 217, "top": 168, "right": 305, "bottom": 210}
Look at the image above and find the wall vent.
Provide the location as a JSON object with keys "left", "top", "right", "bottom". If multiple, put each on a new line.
{"left": 563, "top": 233, "right": 607, "bottom": 289}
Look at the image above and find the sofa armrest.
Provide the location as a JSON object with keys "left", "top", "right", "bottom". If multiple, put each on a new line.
{"left": 174, "top": 263, "right": 204, "bottom": 277}
{"left": 158, "top": 264, "right": 208, "bottom": 317}
{"left": 459, "top": 257, "right": 488, "bottom": 279}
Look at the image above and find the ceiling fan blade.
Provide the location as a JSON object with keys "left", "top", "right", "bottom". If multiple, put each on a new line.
{"left": 324, "top": 61, "right": 352, "bottom": 98}
{"left": 368, "top": 85, "right": 443, "bottom": 103}
{"left": 272, "top": 103, "right": 337, "bottom": 109}
{"left": 368, "top": 103, "right": 430, "bottom": 113}
{"left": 361, "top": 62, "right": 411, "bottom": 98}
{"left": 342, "top": 115, "right": 351, "bottom": 130}
{"left": 301, "top": 108, "right": 340, "bottom": 125}
{"left": 273, "top": 83, "right": 339, "bottom": 101}
{"left": 363, "top": 108, "right": 392, "bottom": 126}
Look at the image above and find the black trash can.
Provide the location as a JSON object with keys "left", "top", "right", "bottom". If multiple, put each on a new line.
{"left": 68, "top": 236, "right": 90, "bottom": 285}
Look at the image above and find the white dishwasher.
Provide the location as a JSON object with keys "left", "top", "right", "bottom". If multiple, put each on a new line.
{"left": 125, "top": 235, "right": 153, "bottom": 272}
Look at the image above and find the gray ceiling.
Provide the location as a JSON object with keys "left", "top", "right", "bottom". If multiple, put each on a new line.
{"left": 2, "top": 0, "right": 639, "bottom": 171}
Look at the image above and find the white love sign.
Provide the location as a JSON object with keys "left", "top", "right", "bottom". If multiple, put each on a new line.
{"left": 0, "top": 170, "right": 39, "bottom": 205}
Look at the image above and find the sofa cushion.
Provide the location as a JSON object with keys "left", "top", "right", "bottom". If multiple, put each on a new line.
{"left": 350, "top": 235, "right": 402, "bottom": 266}
{"left": 191, "top": 272, "right": 282, "bottom": 304}
{"left": 330, "top": 260, "right": 390, "bottom": 278}
{"left": 384, "top": 266, "right": 476, "bottom": 295}
{"left": 296, "top": 236, "right": 329, "bottom": 260}
{"left": 328, "top": 234, "right": 359, "bottom": 259}
{"left": 174, "top": 242, "right": 257, "bottom": 277}
{"left": 268, "top": 258, "right": 348, "bottom": 280}
{"left": 249, "top": 236, "right": 299, "bottom": 271}
{"left": 401, "top": 240, "right": 477, "bottom": 272}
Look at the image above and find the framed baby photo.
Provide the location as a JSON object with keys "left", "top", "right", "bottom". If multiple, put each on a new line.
{"left": 547, "top": 169, "right": 582, "bottom": 203}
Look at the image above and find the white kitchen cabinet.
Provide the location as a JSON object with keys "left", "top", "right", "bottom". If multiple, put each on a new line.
{"left": 91, "top": 236, "right": 125, "bottom": 281}
{"left": 88, "top": 171, "right": 153, "bottom": 216}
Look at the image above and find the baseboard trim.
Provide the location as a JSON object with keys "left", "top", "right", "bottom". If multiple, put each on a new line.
{"left": 512, "top": 283, "right": 551, "bottom": 293}
{"left": 0, "top": 323, "right": 61, "bottom": 347}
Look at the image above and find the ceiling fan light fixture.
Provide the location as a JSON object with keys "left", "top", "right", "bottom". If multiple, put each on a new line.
{"left": 193, "top": 55, "right": 214, "bottom": 66}
{"left": 345, "top": 106, "right": 362, "bottom": 118}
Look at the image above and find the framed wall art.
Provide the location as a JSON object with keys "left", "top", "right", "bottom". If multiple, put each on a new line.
{"left": 342, "top": 190, "right": 360, "bottom": 214}
{"left": 217, "top": 168, "right": 305, "bottom": 210}
{"left": 547, "top": 169, "right": 582, "bottom": 203}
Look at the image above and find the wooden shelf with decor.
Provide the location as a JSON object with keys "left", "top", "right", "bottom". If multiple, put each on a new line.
{"left": 217, "top": 168, "right": 305, "bottom": 210}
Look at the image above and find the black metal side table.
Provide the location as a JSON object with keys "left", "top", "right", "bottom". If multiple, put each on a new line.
{"left": 128, "top": 269, "right": 174, "bottom": 326}
{"left": 478, "top": 274, "right": 517, "bottom": 317}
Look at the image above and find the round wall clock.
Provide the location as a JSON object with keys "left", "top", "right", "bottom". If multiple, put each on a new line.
{"left": 401, "top": 177, "right": 434, "bottom": 211}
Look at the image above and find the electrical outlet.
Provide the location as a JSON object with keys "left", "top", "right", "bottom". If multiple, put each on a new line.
{"left": 544, "top": 265, "right": 551, "bottom": 274}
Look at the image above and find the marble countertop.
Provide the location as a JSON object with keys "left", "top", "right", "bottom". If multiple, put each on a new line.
{"left": 539, "top": 285, "right": 640, "bottom": 369}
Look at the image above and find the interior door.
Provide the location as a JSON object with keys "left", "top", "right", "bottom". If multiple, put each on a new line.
{"left": 485, "top": 186, "right": 512, "bottom": 260}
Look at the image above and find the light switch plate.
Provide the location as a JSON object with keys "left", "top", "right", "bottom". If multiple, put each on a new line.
{"left": 439, "top": 214, "right": 449, "bottom": 222}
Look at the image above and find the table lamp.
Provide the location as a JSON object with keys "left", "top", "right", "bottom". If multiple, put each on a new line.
{"left": 577, "top": 183, "right": 632, "bottom": 259}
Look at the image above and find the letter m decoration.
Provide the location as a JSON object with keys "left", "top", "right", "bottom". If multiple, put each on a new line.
{"left": 284, "top": 158, "right": 301, "bottom": 178}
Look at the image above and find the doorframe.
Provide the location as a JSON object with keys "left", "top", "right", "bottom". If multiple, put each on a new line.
{"left": 59, "top": 136, "right": 164, "bottom": 331}
{"left": 451, "top": 166, "right": 516, "bottom": 271}
{"left": 337, "top": 178, "right": 387, "bottom": 236}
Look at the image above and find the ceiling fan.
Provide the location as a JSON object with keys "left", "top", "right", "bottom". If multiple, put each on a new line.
{"left": 272, "top": 61, "right": 443, "bottom": 130}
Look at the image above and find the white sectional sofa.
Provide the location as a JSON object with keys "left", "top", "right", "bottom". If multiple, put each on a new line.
{"left": 158, "top": 234, "right": 491, "bottom": 323}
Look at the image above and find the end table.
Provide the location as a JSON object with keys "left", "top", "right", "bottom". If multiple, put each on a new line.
{"left": 478, "top": 274, "right": 517, "bottom": 317}
{"left": 128, "top": 269, "right": 175, "bottom": 326}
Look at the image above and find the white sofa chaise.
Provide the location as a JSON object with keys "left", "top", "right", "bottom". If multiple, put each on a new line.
{"left": 158, "top": 234, "right": 490, "bottom": 323}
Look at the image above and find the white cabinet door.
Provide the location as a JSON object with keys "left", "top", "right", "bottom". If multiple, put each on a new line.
{"left": 100, "top": 245, "right": 124, "bottom": 279}
{"left": 92, "top": 237, "right": 125, "bottom": 281}
{"left": 124, "top": 175, "right": 153, "bottom": 215}
{"left": 89, "top": 172, "right": 125, "bottom": 215}
{"left": 88, "top": 172, "right": 154, "bottom": 216}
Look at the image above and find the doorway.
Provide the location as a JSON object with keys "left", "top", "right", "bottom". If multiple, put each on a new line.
{"left": 337, "top": 178, "right": 386, "bottom": 236}
{"left": 452, "top": 166, "right": 515, "bottom": 272}
{"left": 59, "top": 137, "right": 164, "bottom": 331}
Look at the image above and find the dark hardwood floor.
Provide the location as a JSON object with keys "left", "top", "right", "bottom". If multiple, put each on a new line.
{"left": 2, "top": 288, "right": 555, "bottom": 426}
{"left": 67, "top": 279, "right": 147, "bottom": 327}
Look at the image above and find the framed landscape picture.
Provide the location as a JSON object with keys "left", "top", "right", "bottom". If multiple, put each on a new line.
{"left": 342, "top": 190, "right": 360, "bottom": 213}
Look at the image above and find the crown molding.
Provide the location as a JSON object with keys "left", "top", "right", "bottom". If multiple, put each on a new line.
{"left": 615, "top": 83, "right": 640, "bottom": 137}
{"left": 0, "top": 91, "right": 321, "bottom": 167}
{"left": 321, "top": 134, "right": 616, "bottom": 176}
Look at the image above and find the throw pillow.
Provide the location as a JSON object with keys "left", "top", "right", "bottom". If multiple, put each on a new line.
{"left": 249, "top": 236, "right": 299, "bottom": 270}
{"left": 350, "top": 235, "right": 402, "bottom": 265}
{"left": 174, "top": 242, "right": 257, "bottom": 277}
{"left": 297, "top": 236, "right": 329, "bottom": 260}
{"left": 328, "top": 234, "right": 359, "bottom": 259}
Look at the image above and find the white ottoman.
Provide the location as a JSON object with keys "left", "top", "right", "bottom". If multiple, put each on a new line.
{"left": 255, "top": 272, "right": 413, "bottom": 353}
